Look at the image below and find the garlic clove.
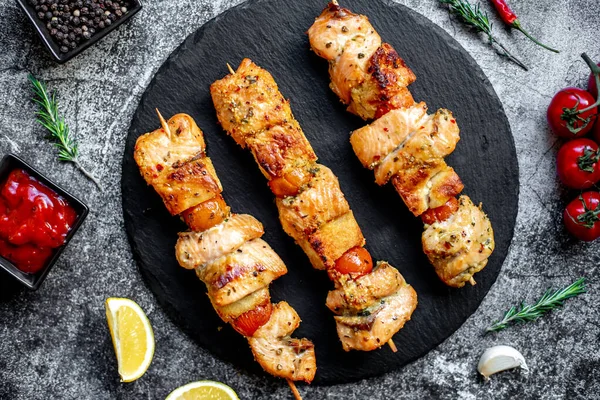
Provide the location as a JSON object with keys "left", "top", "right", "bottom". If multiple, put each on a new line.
{"left": 477, "top": 345, "right": 529, "bottom": 380}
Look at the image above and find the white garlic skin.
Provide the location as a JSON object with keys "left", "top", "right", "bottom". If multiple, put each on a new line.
{"left": 477, "top": 345, "right": 529, "bottom": 380}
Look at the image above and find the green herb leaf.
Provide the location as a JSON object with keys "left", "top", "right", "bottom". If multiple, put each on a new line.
{"left": 486, "top": 278, "right": 587, "bottom": 333}
{"left": 28, "top": 74, "right": 102, "bottom": 190}
{"left": 439, "top": 0, "right": 528, "bottom": 71}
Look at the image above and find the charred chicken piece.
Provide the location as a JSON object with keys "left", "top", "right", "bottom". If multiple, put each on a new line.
{"left": 422, "top": 196, "right": 494, "bottom": 287}
{"left": 307, "top": 2, "right": 416, "bottom": 120}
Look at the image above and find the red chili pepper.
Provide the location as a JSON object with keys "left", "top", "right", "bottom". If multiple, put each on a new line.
{"left": 489, "top": 0, "right": 559, "bottom": 53}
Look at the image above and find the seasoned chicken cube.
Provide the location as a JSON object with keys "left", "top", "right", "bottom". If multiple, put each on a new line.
{"left": 374, "top": 107, "right": 460, "bottom": 186}
{"left": 350, "top": 102, "right": 428, "bottom": 169}
{"left": 307, "top": 2, "right": 380, "bottom": 63}
{"left": 134, "top": 113, "right": 223, "bottom": 215}
{"left": 198, "top": 238, "right": 287, "bottom": 306}
{"left": 212, "top": 287, "right": 270, "bottom": 324}
{"left": 391, "top": 163, "right": 464, "bottom": 216}
{"left": 335, "top": 279, "right": 417, "bottom": 351}
{"left": 210, "top": 58, "right": 293, "bottom": 147}
{"left": 422, "top": 195, "right": 494, "bottom": 288}
{"left": 276, "top": 164, "right": 349, "bottom": 237}
{"left": 175, "top": 214, "right": 264, "bottom": 269}
{"left": 348, "top": 43, "right": 416, "bottom": 120}
{"left": 246, "top": 120, "right": 317, "bottom": 198}
{"left": 326, "top": 261, "right": 403, "bottom": 314}
{"left": 297, "top": 211, "right": 365, "bottom": 270}
{"left": 248, "top": 302, "right": 316, "bottom": 382}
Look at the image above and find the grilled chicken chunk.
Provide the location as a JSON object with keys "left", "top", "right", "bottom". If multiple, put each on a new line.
{"left": 248, "top": 302, "right": 316, "bottom": 382}
{"left": 276, "top": 165, "right": 349, "bottom": 237}
{"left": 196, "top": 238, "right": 288, "bottom": 307}
{"left": 422, "top": 196, "right": 494, "bottom": 287}
{"left": 212, "top": 59, "right": 417, "bottom": 351}
{"left": 326, "top": 261, "right": 403, "bottom": 313}
{"left": 334, "top": 276, "right": 417, "bottom": 352}
{"left": 134, "top": 114, "right": 223, "bottom": 215}
{"left": 176, "top": 214, "right": 264, "bottom": 269}
{"left": 135, "top": 112, "right": 316, "bottom": 383}
{"left": 211, "top": 58, "right": 293, "bottom": 147}
{"left": 307, "top": 2, "right": 416, "bottom": 120}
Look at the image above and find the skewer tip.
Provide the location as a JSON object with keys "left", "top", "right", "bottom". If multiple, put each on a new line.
{"left": 387, "top": 339, "right": 398, "bottom": 353}
{"left": 469, "top": 277, "right": 476, "bottom": 286}
{"left": 287, "top": 379, "right": 302, "bottom": 400}
{"left": 226, "top": 63, "right": 235, "bottom": 75}
{"left": 155, "top": 108, "right": 172, "bottom": 138}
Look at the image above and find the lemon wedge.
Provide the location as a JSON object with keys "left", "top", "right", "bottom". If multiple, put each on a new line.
{"left": 105, "top": 297, "right": 155, "bottom": 382}
{"left": 165, "top": 381, "right": 240, "bottom": 400}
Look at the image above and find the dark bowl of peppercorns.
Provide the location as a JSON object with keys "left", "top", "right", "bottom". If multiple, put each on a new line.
{"left": 17, "top": 0, "right": 142, "bottom": 63}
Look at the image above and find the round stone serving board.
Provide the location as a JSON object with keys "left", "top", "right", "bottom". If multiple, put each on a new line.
{"left": 121, "top": 0, "right": 519, "bottom": 385}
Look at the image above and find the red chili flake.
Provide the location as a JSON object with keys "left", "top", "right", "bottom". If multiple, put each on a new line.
{"left": 383, "top": 127, "right": 389, "bottom": 132}
{"left": 156, "top": 164, "right": 164, "bottom": 172}
{"left": 450, "top": 119, "right": 456, "bottom": 124}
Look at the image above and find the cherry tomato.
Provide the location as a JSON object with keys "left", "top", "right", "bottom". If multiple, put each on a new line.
{"left": 588, "top": 62, "right": 600, "bottom": 98}
{"left": 564, "top": 192, "right": 600, "bottom": 242}
{"left": 232, "top": 299, "right": 272, "bottom": 337}
{"left": 333, "top": 246, "right": 373, "bottom": 277}
{"left": 547, "top": 88, "right": 597, "bottom": 138}
{"left": 421, "top": 197, "right": 459, "bottom": 225}
{"left": 556, "top": 139, "right": 600, "bottom": 189}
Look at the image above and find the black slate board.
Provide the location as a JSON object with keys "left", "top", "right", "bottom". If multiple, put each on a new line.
{"left": 121, "top": 0, "right": 519, "bottom": 385}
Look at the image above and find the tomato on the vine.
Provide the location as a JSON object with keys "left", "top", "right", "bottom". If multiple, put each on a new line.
{"left": 564, "top": 192, "right": 600, "bottom": 241}
{"left": 556, "top": 138, "right": 600, "bottom": 189}
{"left": 547, "top": 88, "right": 597, "bottom": 138}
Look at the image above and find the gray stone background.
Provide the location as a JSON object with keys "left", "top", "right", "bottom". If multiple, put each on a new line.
{"left": 0, "top": 0, "right": 599, "bottom": 399}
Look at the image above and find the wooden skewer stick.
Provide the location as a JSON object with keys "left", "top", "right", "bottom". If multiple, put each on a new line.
{"left": 287, "top": 379, "right": 302, "bottom": 400}
{"left": 227, "top": 63, "right": 235, "bottom": 75}
{"left": 156, "top": 108, "right": 171, "bottom": 139}
{"left": 332, "top": 0, "right": 339, "bottom": 5}
{"left": 388, "top": 339, "right": 398, "bottom": 353}
{"left": 469, "top": 277, "right": 476, "bottom": 286}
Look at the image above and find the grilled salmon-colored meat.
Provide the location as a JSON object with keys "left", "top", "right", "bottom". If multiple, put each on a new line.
{"left": 308, "top": 1, "right": 495, "bottom": 288}
{"left": 334, "top": 277, "right": 417, "bottom": 352}
{"left": 134, "top": 113, "right": 315, "bottom": 383}
{"left": 307, "top": 2, "right": 416, "bottom": 120}
{"left": 211, "top": 59, "right": 417, "bottom": 351}
{"left": 248, "top": 302, "right": 317, "bottom": 382}
{"left": 422, "top": 196, "right": 494, "bottom": 288}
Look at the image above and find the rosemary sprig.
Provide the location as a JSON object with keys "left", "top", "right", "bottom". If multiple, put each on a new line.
{"left": 439, "top": 0, "right": 528, "bottom": 71}
{"left": 486, "top": 278, "right": 587, "bottom": 333}
{"left": 28, "top": 74, "right": 102, "bottom": 190}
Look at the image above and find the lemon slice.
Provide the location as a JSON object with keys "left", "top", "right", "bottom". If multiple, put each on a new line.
{"left": 165, "top": 381, "right": 240, "bottom": 400}
{"left": 105, "top": 297, "right": 155, "bottom": 382}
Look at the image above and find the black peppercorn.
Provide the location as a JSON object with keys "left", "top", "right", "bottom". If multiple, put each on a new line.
{"left": 60, "top": 45, "right": 69, "bottom": 53}
{"left": 73, "top": 16, "right": 80, "bottom": 25}
{"left": 98, "top": 21, "right": 104, "bottom": 29}
{"left": 82, "top": 31, "right": 91, "bottom": 39}
{"left": 40, "top": 4, "right": 48, "bottom": 11}
{"left": 37, "top": 11, "right": 45, "bottom": 19}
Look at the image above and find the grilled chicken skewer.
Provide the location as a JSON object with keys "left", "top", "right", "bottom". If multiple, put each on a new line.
{"left": 307, "top": 1, "right": 494, "bottom": 288}
{"left": 134, "top": 111, "right": 316, "bottom": 390}
{"left": 211, "top": 59, "right": 417, "bottom": 352}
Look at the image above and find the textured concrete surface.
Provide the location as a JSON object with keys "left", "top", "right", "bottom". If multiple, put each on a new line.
{"left": 0, "top": 0, "right": 599, "bottom": 399}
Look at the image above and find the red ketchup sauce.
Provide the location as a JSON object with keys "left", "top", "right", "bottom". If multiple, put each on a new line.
{"left": 0, "top": 169, "right": 77, "bottom": 274}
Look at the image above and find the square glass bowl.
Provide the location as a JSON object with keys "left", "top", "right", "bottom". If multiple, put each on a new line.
{"left": 0, "top": 154, "right": 89, "bottom": 289}
{"left": 16, "top": 0, "right": 143, "bottom": 63}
